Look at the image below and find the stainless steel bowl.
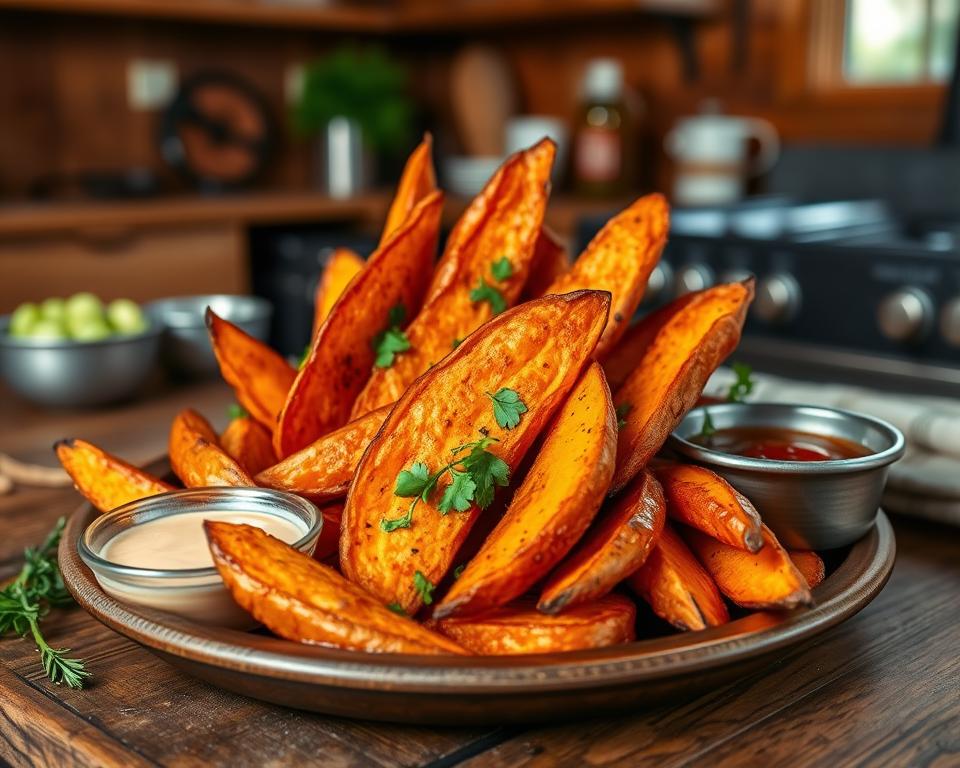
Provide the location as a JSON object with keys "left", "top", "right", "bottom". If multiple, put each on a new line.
{"left": 667, "top": 403, "right": 905, "bottom": 549}
{"left": 147, "top": 295, "right": 272, "bottom": 378}
{"left": 0, "top": 316, "right": 160, "bottom": 407}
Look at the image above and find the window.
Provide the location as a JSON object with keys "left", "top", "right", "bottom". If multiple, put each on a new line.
{"left": 844, "top": 0, "right": 960, "bottom": 83}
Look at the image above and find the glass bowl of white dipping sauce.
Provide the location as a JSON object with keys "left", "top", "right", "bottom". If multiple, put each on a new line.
{"left": 79, "top": 487, "right": 321, "bottom": 629}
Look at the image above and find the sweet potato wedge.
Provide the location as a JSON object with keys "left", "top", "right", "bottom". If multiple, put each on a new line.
{"left": 207, "top": 309, "right": 297, "bottom": 431}
{"left": 612, "top": 280, "right": 754, "bottom": 491}
{"left": 350, "top": 139, "right": 555, "bottom": 417}
{"left": 655, "top": 462, "right": 763, "bottom": 553}
{"left": 220, "top": 416, "right": 277, "bottom": 476}
{"left": 602, "top": 293, "right": 697, "bottom": 390}
{"left": 341, "top": 290, "right": 611, "bottom": 614}
{"left": 538, "top": 468, "right": 665, "bottom": 614}
{"left": 544, "top": 193, "right": 669, "bottom": 358}
{"left": 685, "top": 524, "right": 813, "bottom": 610}
{"left": 380, "top": 133, "right": 437, "bottom": 244}
{"left": 434, "top": 361, "right": 617, "bottom": 619}
{"left": 521, "top": 226, "right": 569, "bottom": 301}
{"left": 433, "top": 595, "right": 636, "bottom": 655}
{"left": 254, "top": 406, "right": 388, "bottom": 502}
{"left": 169, "top": 408, "right": 254, "bottom": 488}
{"left": 275, "top": 190, "right": 443, "bottom": 457}
{"left": 789, "top": 549, "right": 826, "bottom": 590}
{"left": 628, "top": 522, "right": 729, "bottom": 631}
{"left": 314, "top": 502, "right": 344, "bottom": 561}
{"left": 55, "top": 438, "right": 174, "bottom": 513}
{"left": 312, "top": 248, "right": 364, "bottom": 337}
{"left": 205, "top": 522, "right": 468, "bottom": 655}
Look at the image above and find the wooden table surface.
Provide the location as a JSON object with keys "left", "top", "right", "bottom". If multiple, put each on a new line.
{"left": 1, "top": 381, "right": 958, "bottom": 768}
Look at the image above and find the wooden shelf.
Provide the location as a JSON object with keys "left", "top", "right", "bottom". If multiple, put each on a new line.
{"left": 0, "top": 0, "right": 719, "bottom": 33}
{"left": 0, "top": 191, "right": 390, "bottom": 237}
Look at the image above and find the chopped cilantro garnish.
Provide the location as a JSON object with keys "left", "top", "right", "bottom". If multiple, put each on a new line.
{"left": 491, "top": 257, "right": 513, "bottom": 282}
{"left": 469, "top": 278, "right": 506, "bottom": 315}
{"left": 452, "top": 564, "right": 466, "bottom": 580}
{"left": 371, "top": 303, "right": 410, "bottom": 368}
{"left": 726, "top": 362, "right": 755, "bottom": 403}
{"left": 227, "top": 403, "right": 247, "bottom": 421}
{"left": 486, "top": 388, "right": 527, "bottom": 430}
{"left": 615, "top": 403, "right": 632, "bottom": 430}
{"left": 386, "top": 602, "right": 406, "bottom": 615}
{"left": 413, "top": 571, "right": 435, "bottom": 606}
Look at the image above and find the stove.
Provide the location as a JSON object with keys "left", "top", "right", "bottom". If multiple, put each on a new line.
{"left": 578, "top": 197, "right": 960, "bottom": 397}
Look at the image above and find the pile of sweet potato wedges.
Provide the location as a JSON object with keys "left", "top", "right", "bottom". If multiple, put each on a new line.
{"left": 57, "top": 135, "right": 825, "bottom": 656}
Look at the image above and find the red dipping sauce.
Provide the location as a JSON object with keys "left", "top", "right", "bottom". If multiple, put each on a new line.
{"left": 694, "top": 426, "right": 872, "bottom": 462}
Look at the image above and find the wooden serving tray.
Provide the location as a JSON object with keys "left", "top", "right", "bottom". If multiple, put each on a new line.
{"left": 59, "top": 474, "right": 896, "bottom": 726}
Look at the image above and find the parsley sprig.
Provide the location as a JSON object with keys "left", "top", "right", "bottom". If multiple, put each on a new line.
{"left": 382, "top": 435, "right": 510, "bottom": 532}
{"left": 0, "top": 518, "right": 88, "bottom": 689}
{"left": 615, "top": 403, "right": 632, "bottom": 430}
{"left": 469, "top": 256, "right": 513, "bottom": 316}
{"left": 372, "top": 304, "right": 411, "bottom": 369}
{"left": 413, "top": 571, "right": 435, "bottom": 605}
{"left": 726, "top": 362, "right": 755, "bottom": 403}
{"left": 486, "top": 388, "right": 527, "bottom": 430}
{"left": 490, "top": 257, "right": 513, "bottom": 281}
{"left": 227, "top": 403, "right": 248, "bottom": 421}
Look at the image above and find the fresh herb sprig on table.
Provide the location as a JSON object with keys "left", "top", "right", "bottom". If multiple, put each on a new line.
{"left": 0, "top": 518, "right": 88, "bottom": 689}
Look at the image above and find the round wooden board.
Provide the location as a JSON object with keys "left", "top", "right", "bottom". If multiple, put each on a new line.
{"left": 60, "top": 485, "right": 895, "bottom": 725}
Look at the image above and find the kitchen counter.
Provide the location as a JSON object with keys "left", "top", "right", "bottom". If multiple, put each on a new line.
{"left": 0, "top": 382, "right": 957, "bottom": 767}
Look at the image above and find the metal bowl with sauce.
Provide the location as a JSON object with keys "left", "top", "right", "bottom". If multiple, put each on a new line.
{"left": 668, "top": 402, "right": 905, "bottom": 549}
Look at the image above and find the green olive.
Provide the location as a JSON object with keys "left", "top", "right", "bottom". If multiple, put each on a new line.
{"left": 106, "top": 298, "right": 147, "bottom": 335}
{"left": 66, "top": 292, "right": 105, "bottom": 323}
{"left": 9, "top": 303, "right": 41, "bottom": 337}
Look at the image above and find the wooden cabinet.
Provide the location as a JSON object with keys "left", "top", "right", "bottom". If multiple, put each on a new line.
{"left": 0, "top": 223, "right": 246, "bottom": 311}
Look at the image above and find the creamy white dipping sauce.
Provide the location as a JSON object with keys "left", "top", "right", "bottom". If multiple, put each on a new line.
{"left": 102, "top": 510, "right": 305, "bottom": 570}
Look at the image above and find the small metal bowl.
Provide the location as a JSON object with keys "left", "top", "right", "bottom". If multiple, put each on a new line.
{"left": 147, "top": 294, "right": 272, "bottom": 378}
{"left": 668, "top": 403, "right": 905, "bottom": 549}
{"left": 79, "top": 487, "right": 320, "bottom": 629}
{"left": 0, "top": 315, "right": 160, "bottom": 407}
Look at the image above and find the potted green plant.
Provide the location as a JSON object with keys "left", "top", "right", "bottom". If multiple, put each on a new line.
{"left": 293, "top": 46, "right": 413, "bottom": 197}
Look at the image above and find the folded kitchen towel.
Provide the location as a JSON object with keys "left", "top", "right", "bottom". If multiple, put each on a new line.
{"left": 704, "top": 369, "right": 960, "bottom": 526}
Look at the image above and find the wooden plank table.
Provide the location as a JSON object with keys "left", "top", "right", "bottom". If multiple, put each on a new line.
{"left": 1, "top": 381, "right": 957, "bottom": 767}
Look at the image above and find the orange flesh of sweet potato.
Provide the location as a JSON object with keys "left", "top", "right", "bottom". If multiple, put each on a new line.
{"left": 544, "top": 193, "right": 669, "bottom": 358}
{"left": 601, "top": 292, "right": 698, "bottom": 391}
{"left": 169, "top": 408, "right": 254, "bottom": 488}
{"left": 685, "top": 523, "right": 813, "bottom": 610}
{"left": 340, "top": 290, "right": 611, "bottom": 615}
{"left": 350, "top": 139, "right": 556, "bottom": 418}
{"left": 538, "top": 468, "right": 665, "bottom": 614}
{"left": 434, "top": 361, "right": 617, "bottom": 619}
{"left": 655, "top": 462, "right": 763, "bottom": 553}
{"left": 433, "top": 595, "right": 636, "bottom": 655}
{"left": 55, "top": 438, "right": 174, "bottom": 514}
{"left": 521, "top": 226, "right": 570, "bottom": 301}
{"left": 789, "top": 550, "right": 826, "bottom": 589}
{"left": 380, "top": 133, "right": 436, "bottom": 244}
{"left": 206, "top": 309, "right": 296, "bottom": 431}
{"left": 220, "top": 417, "right": 277, "bottom": 476}
{"left": 612, "top": 280, "right": 754, "bottom": 491}
{"left": 205, "top": 522, "right": 468, "bottom": 655}
{"left": 628, "top": 522, "right": 729, "bottom": 631}
{"left": 275, "top": 191, "right": 443, "bottom": 458}
{"left": 254, "top": 406, "right": 388, "bottom": 502}
{"left": 312, "top": 248, "right": 365, "bottom": 337}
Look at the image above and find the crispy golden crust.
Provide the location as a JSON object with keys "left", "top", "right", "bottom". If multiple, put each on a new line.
{"left": 612, "top": 280, "right": 754, "bottom": 492}
{"left": 628, "top": 522, "right": 730, "bottom": 631}
{"left": 685, "top": 524, "right": 813, "bottom": 610}
{"left": 789, "top": 550, "right": 826, "bottom": 589}
{"left": 435, "top": 362, "right": 617, "bottom": 619}
{"left": 55, "top": 438, "right": 174, "bottom": 514}
{"left": 341, "top": 290, "right": 610, "bottom": 615}
{"left": 168, "top": 409, "right": 253, "bottom": 488}
{"left": 433, "top": 595, "right": 636, "bottom": 655}
{"left": 538, "top": 469, "right": 665, "bottom": 614}
{"left": 220, "top": 417, "right": 277, "bottom": 476}
{"left": 205, "top": 522, "right": 468, "bottom": 655}
{"left": 275, "top": 191, "right": 443, "bottom": 457}
{"left": 312, "top": 248, "right": 365, "bottom": 337}
{"left": 380, "top": 133, "right": 437, "bottom": 245}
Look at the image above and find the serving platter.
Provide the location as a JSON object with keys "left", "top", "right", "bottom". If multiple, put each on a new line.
{"left": 60, "top": 468, "right": 896, "bottom": 726}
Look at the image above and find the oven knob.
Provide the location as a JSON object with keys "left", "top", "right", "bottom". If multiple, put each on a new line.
{"left": 645, "top": 262, "right": 673, "bottom": 302}
{"left": 877, "top": 287, "right": 934, "bottom": 343}
{"left": 674, "top": 264, "right": 715, "bottom": 296}
{"left": 939, "top": 297, "right": 960, "bottom": 346}
{"left": 753, "top": 272, "right": 801, "bottom": 325}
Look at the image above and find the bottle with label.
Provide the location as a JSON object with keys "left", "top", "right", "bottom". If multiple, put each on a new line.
{"left": 573, "top": 59, "right": 629, "bottom": 198}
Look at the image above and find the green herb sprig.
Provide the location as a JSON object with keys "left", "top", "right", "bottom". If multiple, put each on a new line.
{"left": 227, "top": 403, "right": 248, "bottom": 421}
{"left": 413, "top": 571, "right": 435, "bottom": 605}
{"left": 382, "top": 435, "right": 510, "bottom": 532}
{"left": 726, "top": 362, "right": 755, "bottom": 403}
{"left": 486, "top": 388, "right": 527, "bottom": 430}
{"left": 699, "top": 409, "right": 717, "bottom": 438}
{"left": 615, "top": 403, "right": 632, "bottom": 430}
{"left": 372, "top": 304, "right": 411, "bottom": 369}
{"left": 0, "top": 519, "right": 88, "bottom": 689}
{"left": 469, "top": 278, "right": 507, "bottom": 316}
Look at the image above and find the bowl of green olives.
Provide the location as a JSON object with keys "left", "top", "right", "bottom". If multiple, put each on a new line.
{"left": 0, "top": 293, "right": 160, "bottom": 407}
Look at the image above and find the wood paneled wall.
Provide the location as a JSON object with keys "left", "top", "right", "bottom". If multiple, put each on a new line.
{"left": 0, "top": 0, "right": 947, "bottom": 200}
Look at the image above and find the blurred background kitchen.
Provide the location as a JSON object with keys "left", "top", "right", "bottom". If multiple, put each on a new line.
{"left": 3, "top": 0, "right": 960, "bottom": 524}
